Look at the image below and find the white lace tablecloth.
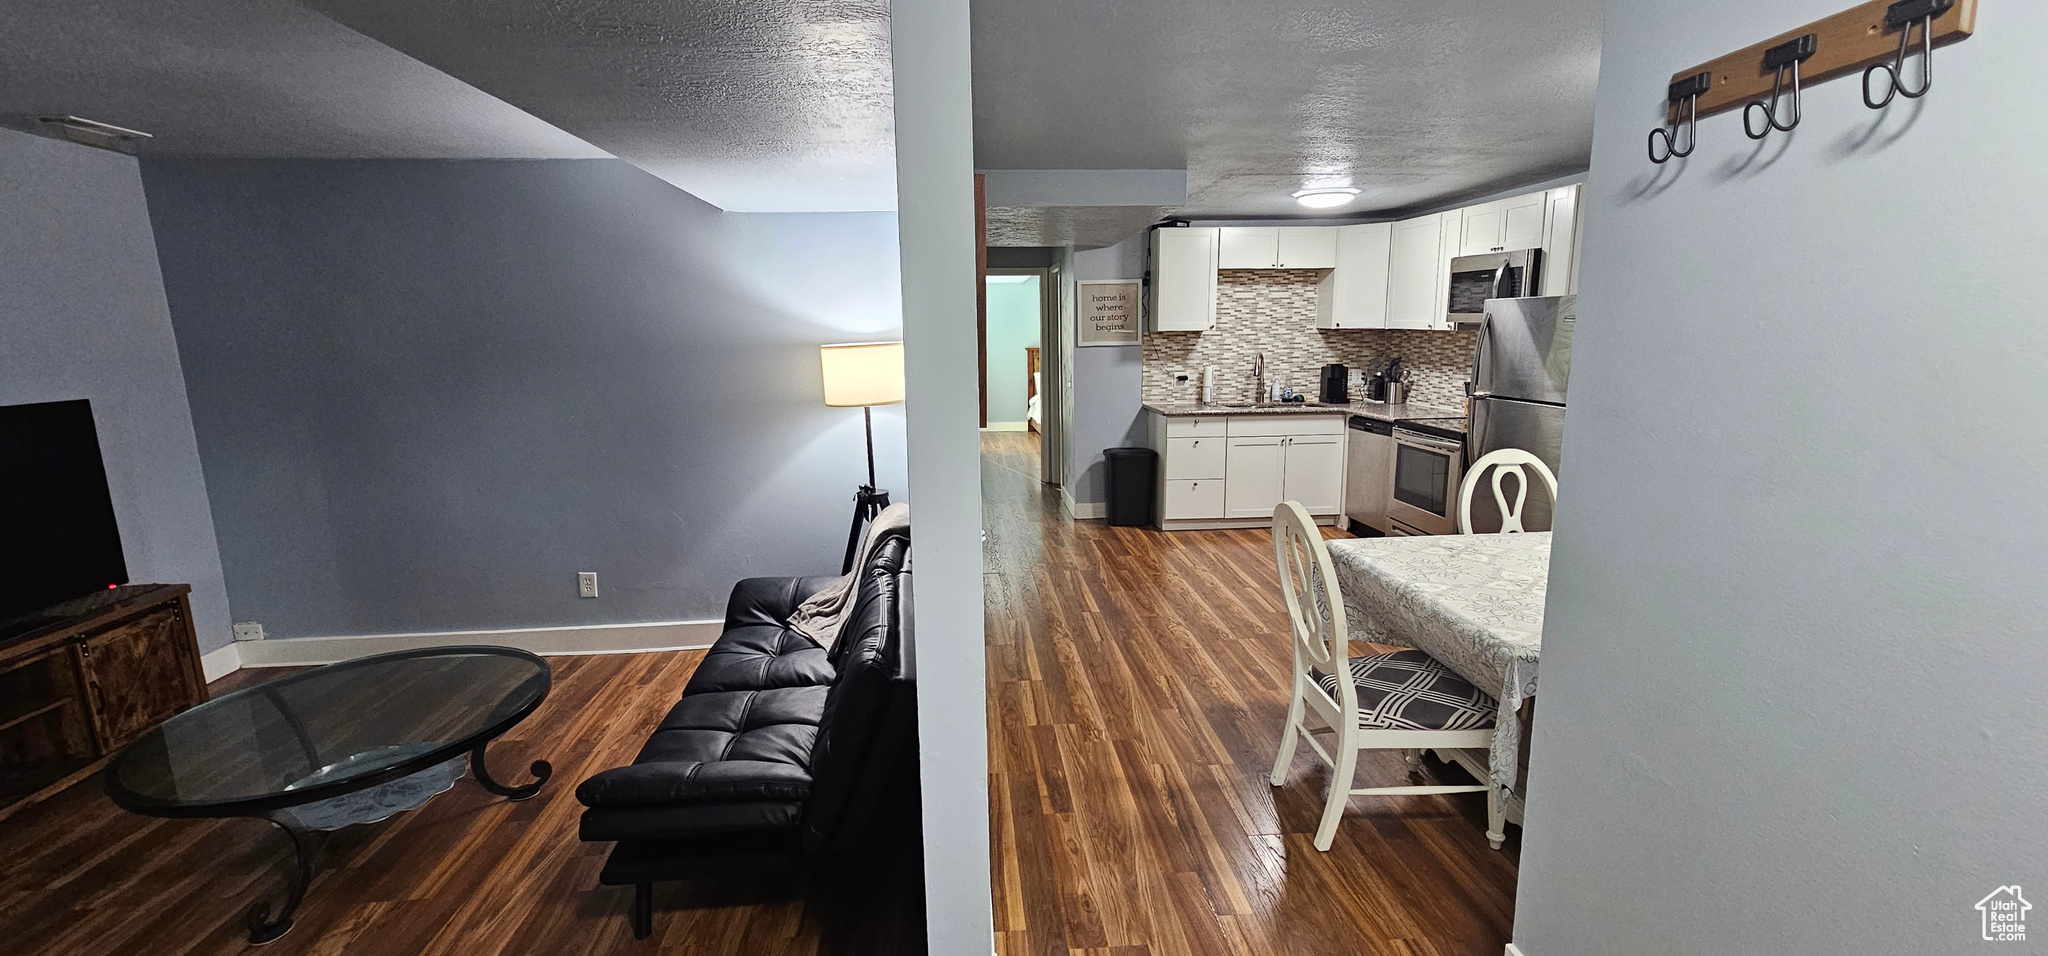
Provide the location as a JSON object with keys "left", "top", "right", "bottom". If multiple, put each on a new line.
{"left": 1325, "top": 532, "right": 1550, "bottom": 795}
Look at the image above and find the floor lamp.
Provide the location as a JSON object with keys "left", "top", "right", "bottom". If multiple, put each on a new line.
{"left": 820, "top": 341, "right": 904, "bottom": 574}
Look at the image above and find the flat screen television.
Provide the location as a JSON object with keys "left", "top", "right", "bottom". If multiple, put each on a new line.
{"left": 0, "top": 399, "right": 129, "bottom": 625}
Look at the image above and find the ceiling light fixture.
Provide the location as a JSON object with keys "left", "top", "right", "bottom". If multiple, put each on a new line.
{"left": 1292, "top": 187, "right": 1360, "bottom": 209}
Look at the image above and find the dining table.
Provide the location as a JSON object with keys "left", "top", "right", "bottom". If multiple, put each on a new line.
{"left": 1324, "top": 531, "right": 1551, "bottom": 799}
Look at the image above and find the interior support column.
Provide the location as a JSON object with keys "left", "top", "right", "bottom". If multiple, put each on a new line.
{"left": 888, "top": 0, "right": 995, "bottom": 951}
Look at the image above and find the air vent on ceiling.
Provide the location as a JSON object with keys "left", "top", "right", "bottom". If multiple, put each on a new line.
{"left": 26, "top": 115, "right": 154, "bottom": 155}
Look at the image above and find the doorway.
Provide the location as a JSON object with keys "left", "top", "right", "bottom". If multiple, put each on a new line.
{"left": 983, "top": 264, "right": 1064, "bottom": 490}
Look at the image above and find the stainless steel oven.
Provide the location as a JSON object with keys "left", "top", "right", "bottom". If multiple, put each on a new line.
{"left": 1447, "top": 249, "right": 1540, "bottom": 329}
{"left": 1387, "top": 425, "right": 1466, "bottom": 536}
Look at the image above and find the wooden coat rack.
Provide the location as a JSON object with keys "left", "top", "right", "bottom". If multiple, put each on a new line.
{"left": 1666, "top": 0, "right": 1979, "bottom": 123}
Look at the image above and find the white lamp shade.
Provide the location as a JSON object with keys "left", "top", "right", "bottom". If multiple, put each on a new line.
{"left": 820, "top": 341, "right": 905, "bottom": 407}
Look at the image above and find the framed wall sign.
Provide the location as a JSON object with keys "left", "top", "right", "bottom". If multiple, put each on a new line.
{"left": 1076, "top": 279, "right": 1141, "bottom": 347}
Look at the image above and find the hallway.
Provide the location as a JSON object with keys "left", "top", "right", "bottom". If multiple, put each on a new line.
{"left": 980, "top": 434, "right": 1518, "bottom": 956}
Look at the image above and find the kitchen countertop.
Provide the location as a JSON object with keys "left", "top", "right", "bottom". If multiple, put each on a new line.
{"left": 1143, "top": 400, "right": 1467, "bottom": 429}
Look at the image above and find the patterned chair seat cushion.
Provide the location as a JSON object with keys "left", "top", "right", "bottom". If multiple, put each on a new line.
{"left": 1314, "top": 649, "right": 1497, "bottom": 731}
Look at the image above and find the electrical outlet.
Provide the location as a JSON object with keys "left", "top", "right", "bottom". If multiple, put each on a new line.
{"left": 232, "top": 622, "right": 265, "bottom": 641}
{"left": 577, "top": 572, "right": 599, "bottom": 598}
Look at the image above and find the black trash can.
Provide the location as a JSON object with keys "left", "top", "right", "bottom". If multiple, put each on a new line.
{"left": 1103, "top": 447, "right": 1157, "bottom": 527}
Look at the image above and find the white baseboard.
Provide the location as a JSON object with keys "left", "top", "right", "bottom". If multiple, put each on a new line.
{"left": 1070, "top": 500, "right": 1106, "bottom": 520}
{"left": 200, "top": 642, "right": 243, "bottom": 682}
{"left": 1506, "top": 943, "right": 1527, "bottom": 956}
{"left": 233, "top": 619, "right": 723, "bottom": 668}
{"left": 981, "top": 421, "right": 1029, "bottom": 432}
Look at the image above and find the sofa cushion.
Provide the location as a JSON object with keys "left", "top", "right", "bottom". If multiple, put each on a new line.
{"left": 683, "top": 625, "right": 833, "bottom": 695}
{"left": 576, "top": 684, "right": 828, "bottom": 811}
{"left": 723, "top": 575, "right": 839, "bottom": 631}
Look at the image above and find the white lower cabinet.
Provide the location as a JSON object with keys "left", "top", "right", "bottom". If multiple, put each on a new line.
{"left": 1151, "top": 412, "right": 1345, "bottom": 526}
{"left": 1226, "top": 434, "right": 1346, "bottom": 518}
{"left": 1163, "top": 436, "right": 1226, "bottom": 480}
{"left": 1281, "top": 435, "right": 1346, "bottom": 514}
{"left": 1224, "top": 437, "right": 1285, "bottom": 518}
{"left": 1162, "top": 478, "right": 1225, "bottom": 519}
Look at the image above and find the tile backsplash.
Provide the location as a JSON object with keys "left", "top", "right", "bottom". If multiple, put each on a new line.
{"left": 1141, "top": 270, "right": 1476, "bottom": 412}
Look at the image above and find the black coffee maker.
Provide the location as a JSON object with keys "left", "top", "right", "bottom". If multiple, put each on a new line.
{"left": 1319, "top": 364, "right": 1348, "bottom": 404}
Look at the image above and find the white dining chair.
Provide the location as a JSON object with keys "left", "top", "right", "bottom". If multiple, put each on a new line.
{"left": 1458, "top": 449, "right": 1559, "bottom": 535}
{"left": 1267, "top": 501, "right": 1504, "bottom": 851}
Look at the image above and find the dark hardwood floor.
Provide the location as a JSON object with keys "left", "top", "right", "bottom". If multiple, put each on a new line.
{"left": 980, "top": 430, "right": 1518, "bottom": 956}
{"left": 0, "top": 649, "right": 910, "bottom": 955}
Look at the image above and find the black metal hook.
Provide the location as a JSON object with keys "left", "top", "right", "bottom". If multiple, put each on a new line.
{"left": 1648, "top": 72, "right": 1713, "bottom": 164}
{"left": 1743, "top": 34, "right": 1817, "bottom": 140}
{"left": 1864, "top": 0, "right": 1953, "bottom": 109}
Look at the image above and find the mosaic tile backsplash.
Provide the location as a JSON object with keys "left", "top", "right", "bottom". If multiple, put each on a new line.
{"left": 1141, "top": 270, "right": 1477, "bottom": 411}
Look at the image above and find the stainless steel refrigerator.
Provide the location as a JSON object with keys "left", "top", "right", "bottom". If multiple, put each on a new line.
{"left": 1465, "top": 294, "right": 1573, "bottom": 532}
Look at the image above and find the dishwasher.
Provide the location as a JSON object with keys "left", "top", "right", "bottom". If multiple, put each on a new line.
{"left": 1344, "top": 416, "right": 1394, "bottom": 534}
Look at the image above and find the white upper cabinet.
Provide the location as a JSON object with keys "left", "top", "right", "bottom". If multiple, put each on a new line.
{"left": 1387, "top": 212, "right": 1455, "bottom": 330}
{"left": 1459, "top": 192, "right": 1547, "bottom": 256}
{"left": 1217, "top": 226, "right": 1338, "bottom": 269}
{"left": 1540, "top": 184, "right": 1583, "bottom": 296}
{"left": 1274, "top": 227, "right": 1338, "bottom": 269}
{"left": 1149, "top": 227, "right": 1219, "bottom": 331}
{"left": 1502, "top": 193, "right": 1548, "bottom": 251}
{"left": 1457, "top": 201, "right": 1506, "bottom": 257}
{"left": 1314, "top": 223, "right": 1392, "bottom": 329}
{"left": 1217, "top": 227, "right": 1278, "bottom": 268}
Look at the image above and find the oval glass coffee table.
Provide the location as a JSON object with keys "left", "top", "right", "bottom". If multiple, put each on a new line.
{"left": 105, "top": 645, "right": 553, "bottom": 943}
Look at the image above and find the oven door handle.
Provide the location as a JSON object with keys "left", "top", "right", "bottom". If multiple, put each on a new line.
{"left": 1394, "top": 430, "right": 1464, "bottom": 454}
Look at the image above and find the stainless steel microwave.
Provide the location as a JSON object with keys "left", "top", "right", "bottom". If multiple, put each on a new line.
{"left": 1447, "top": 249, "right": 1541, "bottom": 329}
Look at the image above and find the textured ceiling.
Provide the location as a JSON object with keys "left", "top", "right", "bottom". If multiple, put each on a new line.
{"left": 985, "top": 206, "right": 1175, "bottom": 250}
{"left": 972, "top": 0, "right": 1602, "bottom": 219}
{"left": 305, "top": 0, "right": 897, "bottom": 212}
{"left": 0, "top": 0, "right": 606, "bottom": 159}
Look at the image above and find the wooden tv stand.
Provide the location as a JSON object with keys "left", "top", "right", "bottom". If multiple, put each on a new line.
{"left": 0, "top": 584, "right": 206, "bottom": 822}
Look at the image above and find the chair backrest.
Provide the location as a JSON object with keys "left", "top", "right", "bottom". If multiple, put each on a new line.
{"left": 1458, "top": 448, "right": 1559, "bottom": 535}
{"left": 1271, "top": 501, "right": 1354, "bottom": 715}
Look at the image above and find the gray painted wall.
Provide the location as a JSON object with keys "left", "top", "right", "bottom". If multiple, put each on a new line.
{"left": 140, "top": 159, "right": 905, "bottom": 639}
{"left": 0, "top": 129, "right": 234, "bottom": 652}
{"left": 1069, "top": 233, "right": 1147, "bottom": 504}
{"left": 1512, "top": 3, "right": 2048, "bottom": 955}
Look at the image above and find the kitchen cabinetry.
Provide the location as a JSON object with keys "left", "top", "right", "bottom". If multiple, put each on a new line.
{"left": 1147, "top": 184, "right": 1581, "bottom": 336}
{"left": 1280, "top": 434, "right": 1345, "bottom": 514}
{"left": 1217, "top": 226, "right": 1337, "bottom": 270}
{"left": 1458, "top": 193, "right": 1547, "bottom": 256}
{"left": 1149, "top": 227, "right": 1218, "bottom": 331}
{"left": 1223, "top": 437, "right": 1284, "bottom": 518}
{"left": 1314, "top": 223, "right": 1392, "bottom": 329}
{"left": 1539, "top": 184, "right": 1583, "bottom": 296}
{"left": 1386, "top": 212, "right": 1455, "bottom": 330}
{"left": 1149, "top": 411, "right": 1346, "bottom": 529}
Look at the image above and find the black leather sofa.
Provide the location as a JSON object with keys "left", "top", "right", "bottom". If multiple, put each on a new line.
{"left": 574, "top": 526, "right": 915, "bottom": 938}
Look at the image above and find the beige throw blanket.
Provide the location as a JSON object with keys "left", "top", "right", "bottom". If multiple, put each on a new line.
{"left": 786, "top": 502, "right": 910, "bottom": 650}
